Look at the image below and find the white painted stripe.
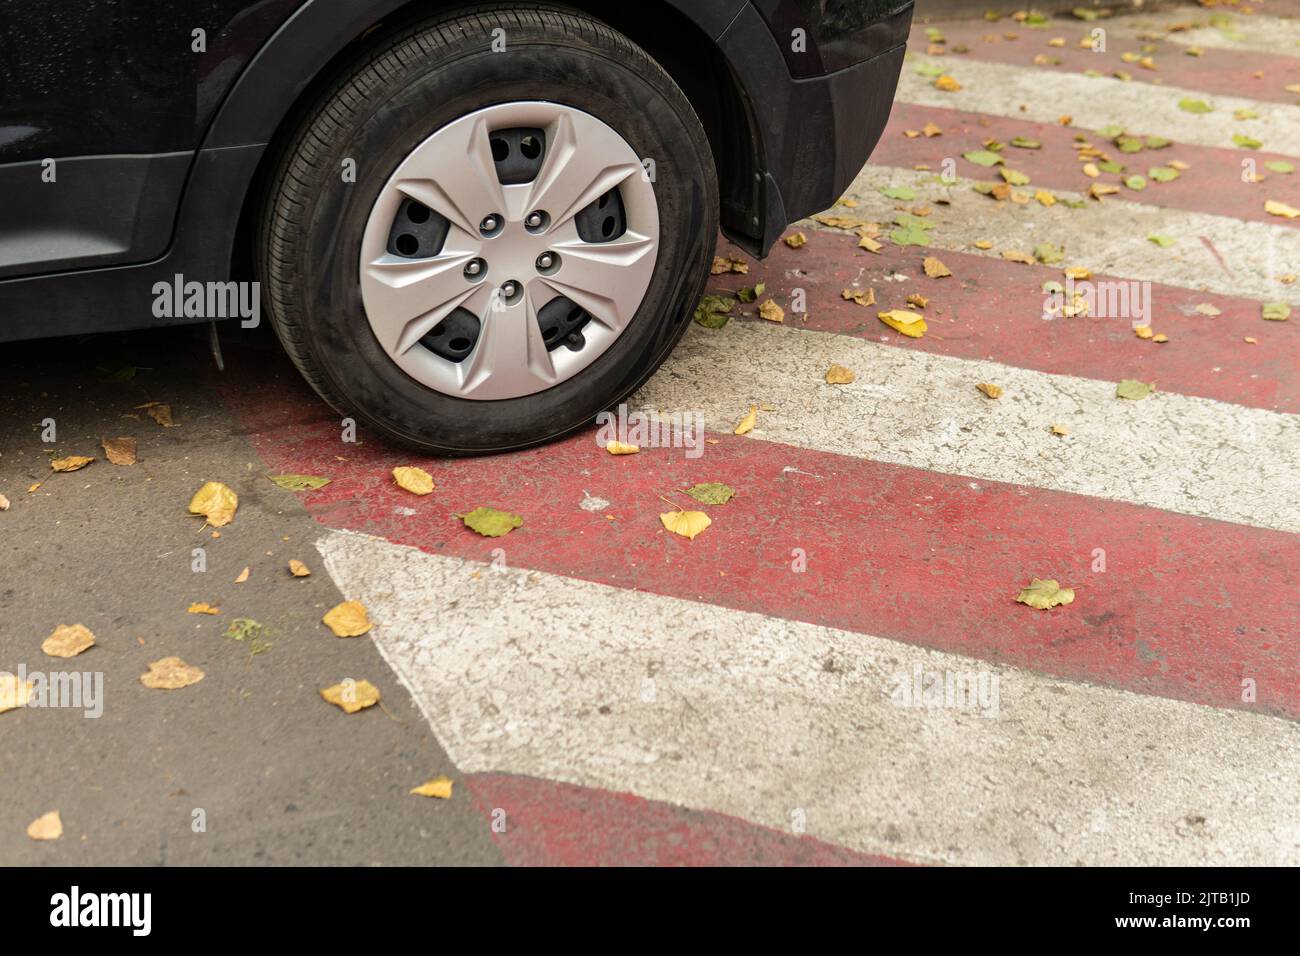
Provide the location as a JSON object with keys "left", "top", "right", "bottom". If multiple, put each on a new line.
{"left": 631, "top": 319, "right": 1300, "bottom": 533}
{"left": 830, "top": 165, "right": 1300, "bottom": 303}
{"left": 1129, "top": 9, "right": 1300, "bottom": 58}
{"left": 896, "top": 56, "right": 1300, "bottom": 156}
{"left": 318, "top": 530, "right": 1300, "bottom": 867}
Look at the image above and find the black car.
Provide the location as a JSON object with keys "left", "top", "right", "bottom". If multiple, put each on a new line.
{"left": 0, "top": 0, "right": 911, "bottom": 453}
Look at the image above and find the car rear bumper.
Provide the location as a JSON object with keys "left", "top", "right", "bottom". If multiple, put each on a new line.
{"left": 717, "top": 1, "right": 912, "bottom": 256}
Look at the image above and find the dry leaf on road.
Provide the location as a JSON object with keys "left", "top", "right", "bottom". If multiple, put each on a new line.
{"left": 734, "top": 405, "right": 757, "bottom": 435}
{"left": 289, "top": 560, "right": 311, "bottom": 577}
{"left": 234, "top": 567, "right": 250, "bottom": 584}
{"left": 320, "top": 679, "right": 381, "bottom": 714}
{"left": 878, "top": 310, "right": 928, "bottom": 338}
{"left": 606, "top": 441, "right": 640, "bottom": 455}
{"left": 841, "top": 288, "right": 876, "bottom": 307}
{"left": 392, "top": 466, "right": 435, "bottom": 496}
{"left": 976, "top": 383, "right": 1003, "bottom": 399}
{"left": 0, "top": 494, "right": 8, "bottom": 511}
{"left": 0, "top": 673, "right": 34, "bottom": 713}
{"left": 51, "top": 456, "right": 93, "bottom": 473}
{"left": 923, "top": 256, "right": 953, "bottom": 278}
{"left": 188, "top": 481, "right": 238, "bottom": 527}
{"left": 758, "top": 299, "right": 785, "bottom": 323}
{"left": 26, "top": 810, "right": 62, "bottom": 841}
{"left": 410, "top": 776, "right": 454, "bottom": 799}
{"left": 140, "top": 657, "right": 205, "bottom": 690}
{"left": 187, "top": 603, "right": 220, "bottom": 615}
{"left": 660, "top": 510, "right": 712, "bottom": 541}
{"left": 1016, "top": 578, "right": 1076, "bottom": 610}
{"left": 826, "top": 365, "right": 856, "bottom": 384}
{"left": 42, "top": 624, "right": 95, "bottom": 659}
{"left": 323, "top": 600, "right": 372, "bottom": 637}
{"left": 101, "top": 437, "right": 137, "bottom": 466}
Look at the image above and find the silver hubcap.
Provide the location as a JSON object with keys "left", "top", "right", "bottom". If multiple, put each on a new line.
{"left": 360, "top": 102, "right": 660, "bottom": 401}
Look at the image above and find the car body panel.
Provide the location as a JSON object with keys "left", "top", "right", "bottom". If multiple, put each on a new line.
{"left": 0, "top": 0, "right": 912, "bottom": 342}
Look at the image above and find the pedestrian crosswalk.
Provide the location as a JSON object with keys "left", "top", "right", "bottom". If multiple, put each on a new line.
{"left": 221, "top": 4, "right": 1300, "bottom": 865}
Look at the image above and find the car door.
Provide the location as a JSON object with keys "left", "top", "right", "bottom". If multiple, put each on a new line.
{"left": 0, "top": 0, "right": 299, "bottom": 280}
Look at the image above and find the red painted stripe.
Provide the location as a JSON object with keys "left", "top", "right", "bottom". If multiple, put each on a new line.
{"left": 711, "top": 229, "right": 1300, "bottom": 414}
{"left": 463, "top": 773, "right": 907, "bottom": 866}
{"left": 218, "top": 364, "right": 1300, "bottom": 719}
{"left": 907, "top": 19, "right": 1300, "bottom": 106}
{"left": 876, "top": 103, "right": 1300, "bottom": 227}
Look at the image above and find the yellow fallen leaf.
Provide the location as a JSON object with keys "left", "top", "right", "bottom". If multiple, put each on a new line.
{"left": 1089, "top": 182, "right": 1120, "bottom": 200}
{"left": 1051, "top": 424, "right": 1070, "bottom": 436}
{"left": 1134, "top": 325, "right": 1154, "bottom": 339}
{"left": 1082, "top": 162, "right": 1100, "bottom": 178}
{"left": 878, "top": 310, "right": 927, "bottom": 338}
{"left": 974, "top": 239, "right": 993, "bottom": 250}
{"left": 1265, "top": 199, "right": 1299, "bottom": 219}
{"left": 1064, "top": 267, "right": 1092, "bottom": 280}
{"left": 758, "top": 299, "right": 785, "bottom": 323}
{"left": 0, "top": 673, "right": 34, "bottom": 713}
{"left": 144, "top": 404, "right": 176, "bottom": 427}
{"left": 976, "top": 383, "right": 1003, "bottom": 399}
{"left": 907, "top": 293, "right": 929, "bottom": 309}
{"left": 841, "top": 288, "right": 876, "bottom": 307}
{"left": 1015, "top": 578, "right": 1075, "bottom": 610}
{"left": 42, "top": 624, "right": 95, "bottom": 659}
{"left": 187, "top": 602, "right": 220, "bottom": 615}
{"left": 606, "top": 440, "right": 640, "bottom": 455}
{"left": 734, "top": 405, "right": 757, "bottom": 435}
{"left": 27, "top": 483, "right": 40, "bottom": 493}
{"left": 934, "top": 74, "right": 962, "bottom": 91}
{"left": 825, "top": 365, "right": 856, "bottom": 385}
{"left": 922, "top": 122, "right": 942, "bottom": 137}
{"left": 234, "top": 567, "right": 250, "bottom": 584}
{"left": 1001, "top": 250, "right": 1035, "bottom": 265}
{"left": 0, "top": 494, "right": 8, "bottom": 511}
{"left": 392, "top": 466, "right": 435, "bottom": 496}
{"left": 660, "top": 510, "right": 712, "bottom": 541}
{"left": 51, "top": 456, "right": 93, "bottom": 473}
{"left": 783, "top": 232, "right": 807, "bottom": 248}
{"left": 188, "top": 481, "right": 238, "bottom": 527}
{"left": 140, "top": 657, "right": 205, "bottom": 690}
{"left": 320, "top": 679, "right": 381, "bottom": 714}
{"left": 1153, "top": 333, "right": 1169, "bottom": 343}
{"left": 410, "top": 776, "right": 454, "bottom": 799}
{"left": 289, "top": 559, "right": 311, "bottom": 577}
{"left": 101, "top": 437, "right": 137, "bottom": 466}
{"left": 26, "top": 810, "right": 62, "bottom": 841}
{"left": 923, "top": 256, "right": 952, "bottom": 278}
{"left": 323, "top": 600, "right": 372, "bottom": 637}
{"left": 1034, "top": 189, "right": 1056, "bottom": 207}
{"left": 710, "top": 256, "right": 748, "bottom": 275}
{"left": 858, "top": 234, "right": 883, "bottom": 253}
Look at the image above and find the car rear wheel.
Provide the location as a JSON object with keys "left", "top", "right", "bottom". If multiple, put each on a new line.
{"left": 258, "top": 5, "right": 718, "bottom": 454}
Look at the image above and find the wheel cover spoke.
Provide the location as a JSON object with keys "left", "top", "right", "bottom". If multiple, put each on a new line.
{"left": 359, "top": 102, "right": 660, "bottom": 401}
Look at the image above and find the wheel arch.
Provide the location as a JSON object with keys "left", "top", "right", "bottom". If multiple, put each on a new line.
{"left": 225, "top": 0, "right": 768, "bottom": 281}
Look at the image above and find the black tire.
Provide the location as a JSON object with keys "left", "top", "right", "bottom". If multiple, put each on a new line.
{"left": 258, "top": 4, "right": 718, "bottom": 455}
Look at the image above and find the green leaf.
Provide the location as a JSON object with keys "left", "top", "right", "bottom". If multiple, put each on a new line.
{"left": 736, "top": 283, "right": 766, "bottom": 304}
{"left": 1097, "top": 124, "right": 1126, "bottom": 140}
{"left": 1232, "top": 133, "right": 1263, "bottom": 149}
{"left": 1145, "top": 136, "right": 1172, "bottom": 149}
{"left": 1016, "top": 578, "right": 1075, "bottom": 610}
{"left": 693, "top": 295, "right": 735, "bottom": 329}
{"left": 1262, "top": 302, "right": 1292, "bottom": 321}
{"left": 1116, "top": 379, "right": 1156, "bottom": 400}
{"left": 1000, "top": 167, "right": 1031, "bottom": 186}
{"left": 1117, "top": 136, "right": 1143, "bottom": 154}
{"left": 1033, "top": 242, "right": 1065, "bottom": 264}
{"left": 1178, "top": 98, "right": 1213, "bottom": 114}
{"left": 1010, "top": 136, "right": 1042, "bottom": 149}
{"left": 1147, "top": 234, "right": 1175, "bottom": 248}
{"left": 462, "top": 507, "right": 523, "bottom": 537}
{"left": 682, "top": 482, "right": 736, "bottom": 505}
{"left": 963, "top": 149, "right": 1004, "bottom": 167}
{"left": 1265, "top": 160, "right": 1294, "bottom": 174}
{"left": 1072, "top": 7, "right": 1099, "bottom": 20}
{"left": 1148, "top": 166, "right": 1179, "bottom": 182}
{"left": 1124, "top": 175, "right": 1147, "bottom": 191}
{"left": 879, "top": 185, "right": 916, "bottom": 201}
{"left": 268, "top": 474, "right": 332, "bottom": 491}
{"left": 224, "top": 618, "right": 272, "bottom": 655}
{"left": 1097, "top": 160, "right": 1125, "bottom": 174}
{"left": 889, "top": 223, "right": 933, "bottom": 247}
{"left": 915, "top": 61, "right": 945, "bottom": 77}
{"left": 1233, "top": 108, "right": 1259, "bottom": 120}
